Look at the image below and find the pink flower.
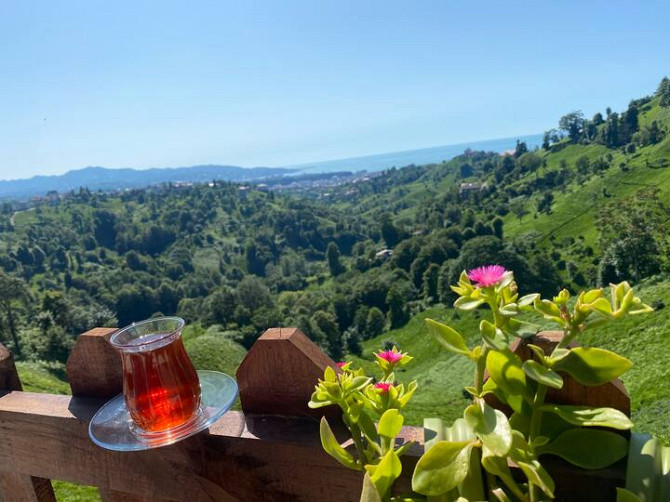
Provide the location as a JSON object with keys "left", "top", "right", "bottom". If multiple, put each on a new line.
{"left": 377, "top": 350, "right": 403, "bottom": 364}
{"left": 468, "top": 265, "right": 507, "bottom": 287}
{"left": 336, "top": 362, "right": 348, "bottom": 368}
{"left": 374, "top": 382, "right": 393, "bottom": 393}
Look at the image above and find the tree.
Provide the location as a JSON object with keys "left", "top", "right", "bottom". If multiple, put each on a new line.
{"left": 511, "top": 200, "right": 529, "bottom": 222}
{"left": 380, "top": 213, "right": 401, "bottom": 247}
{"left": 365, "top": 307, "right": 385, "bottom": 339}
{"left": 492, "top": 217, "right": 504, "bottom": 240}
{"left": 422, "top": 263, "right": 440, "bottom": 300}
{"left": 559, "top": 111, "right": 585, "bottom": 142}
{"left": 0, "top": 271, "right": 32, "bottom": 357}
{"left": 326, "top": 242, "right": 345, "bottom": 276}
{"left": 93, "top": 210, "right": 117, "bottom": 248}
{"left": 236, "top": 276, "right": 273, "bottom": 312}
{"left": 658, "top": 77, "right": 670, "bottom": 107}
{"left": 386, "top": 286, "right": 409, "bottom": 329}
{"left": 597, "top": 188, "right": 669, "bottom": 283}
{"left": 312, "top": 310, "right": 343, "bottom": 360}
{"left": 514, "top": 140, "right": 528, "bottom": 158}
{"left": 537, "top": 192, "right": 554, "bottom": 214}
{"left": 575, "top": 155, "right": 590, "bottom": 175}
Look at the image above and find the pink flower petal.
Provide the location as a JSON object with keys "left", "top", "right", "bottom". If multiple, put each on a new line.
{"left": 467, "top": 265, "right": 507, "bottom": 287}
{"left": 377, "top": 350, "right": 403, "bottom": 364}
{"left": 374, "top": 382, "right": 393, "bottom": 393}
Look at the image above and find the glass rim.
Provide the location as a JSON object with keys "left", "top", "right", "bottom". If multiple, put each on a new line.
{"left": 109, "top": 316, "right": 185, "bottom": 349}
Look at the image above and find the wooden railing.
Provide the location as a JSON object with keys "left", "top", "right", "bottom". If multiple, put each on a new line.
{"left": 0, "top": 328, "right": 628, "bottom": 501}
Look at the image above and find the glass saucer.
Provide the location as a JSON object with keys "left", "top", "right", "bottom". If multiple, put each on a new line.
{"left": 89, "top": 370, "right": 238, "bottom": 451}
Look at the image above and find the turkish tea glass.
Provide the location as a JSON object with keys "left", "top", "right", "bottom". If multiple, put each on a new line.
{"left": 109, "top": 317, "right": 201, "bottom": 434}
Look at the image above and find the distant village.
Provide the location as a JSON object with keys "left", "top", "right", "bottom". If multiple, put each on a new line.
{"left": 6, "top": 169, "right": 382, "bottom": 211}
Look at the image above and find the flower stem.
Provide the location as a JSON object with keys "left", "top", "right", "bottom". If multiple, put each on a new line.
{"left": 475, "top": 345, "right": 490, "bottom": 395}
{"left": 347, "top": 421, "right": 370, "bottom": 466}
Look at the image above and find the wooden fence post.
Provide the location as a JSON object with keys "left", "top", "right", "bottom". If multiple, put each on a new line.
{"left": 236, "top": 327, "right": 339, "bottom": 418}
{"left": 66, "top": 327, "right": 171, "bottom": 502}
{"left": 0, "top": 344, "right": 56, "bottom": 502}
{"left": 65, "top": 327, "right": 121, "bottom": 398}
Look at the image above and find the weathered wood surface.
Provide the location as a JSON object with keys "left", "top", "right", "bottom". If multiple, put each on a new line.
{"left": 0, "top": 391, "right": 420, "bottom": 501}
{"left": 65, "top": 327, "right": 121, "bottom": 398}
{"left": 236, "top": 327, "right": 340, "bottom": 418}
{"left": 0, "top": 345, "right": 56, "bottom": 502}
{"left": 485, "top": 331, "right": 631, "bottom": 416}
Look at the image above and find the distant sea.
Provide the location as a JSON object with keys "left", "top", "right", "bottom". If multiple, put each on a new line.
{"left": 287, "top": 133, "right": 543, "bottom": 174}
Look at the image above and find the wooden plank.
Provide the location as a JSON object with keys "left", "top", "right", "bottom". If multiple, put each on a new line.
{"left": 0, "top": 392, "right": 386, "bottom": 501}
{"left": 0, "top": 345, "right": 56, "bottom": 502}
{"left": 0, "top": 390, "right": 625, "bottom": 501}
{"left": 236, "top": 327, "right": 340, "bottom": 418}
{"left": 98, "top": 488, "right": 169, "bottom": 502}
{"left": 65, "top": 327, "right": 121, "bottom": 398}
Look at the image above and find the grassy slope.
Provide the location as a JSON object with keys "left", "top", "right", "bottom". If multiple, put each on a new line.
{"left": 505, "top": 98, "right": 670, "bottom": 248}
{"left": 352, "top": 277, "right": 670, "bottom": 444}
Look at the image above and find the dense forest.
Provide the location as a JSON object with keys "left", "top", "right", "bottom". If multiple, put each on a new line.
{"left": 1, "top": 78, "right": 669, "bottom": 375}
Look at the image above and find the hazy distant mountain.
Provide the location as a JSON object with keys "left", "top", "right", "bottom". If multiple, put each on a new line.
{"left": 285, "top": 133, "right": 543, "bottom": 174}
{"left": 1, "top": 134, "right": 544, "bottom": 200}
{"left": 0, "top": 165, "right": 297, "bottom": 200}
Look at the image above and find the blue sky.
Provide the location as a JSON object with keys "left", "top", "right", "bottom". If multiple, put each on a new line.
{"left": 1, "top": 1, "right": 669, "bottom": 180}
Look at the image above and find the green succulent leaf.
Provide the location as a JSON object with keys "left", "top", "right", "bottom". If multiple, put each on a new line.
{"left": 360, "top": 473, "right": 383, "bottom": 502}
{"left": 411, "top": 440, "right": 475, "bottom": 496}
{"left": 464, "top": 401, "right": 512, "bottom": 456}
{"left": 518, "top": 293, "right": 540, "bottom": 308}
{"left": 522, "top": 360, "right": 563, "bottom": 389}
{"left": 324, "top": 365, "right": 337, "bottom": 382}
{"left": 454, "top": 296, "right": 485, "bottom": 311}
{"left": 499, "top": 303, "right": 519, "bottom": 317}
{"left": 319, "top": 417, "right": 360, "bottom": 471}
{"left": 378, "top": 409, "right": 404, "bottom": 445}
{"left": 506, "top": 318, "right": 539, "bottom": 338}
{"left": 534, "top": 298, "right": 562, "bottom": 318}
{"left": 426, "top": 319, "right": 473, "bottom": 358}
{"left": 537, "top": 428, "right": 629, "bottom": 469}
{"left": 481, "top": 446, "right": 517, "bottom": 497}
{"left": 540, "top": 405, "right": 633, "bottom": 430}
{"left": 486, "top": 349, "right": 529, "bottom": 412}
{"left": 365, "top": 450, "right": 402, "bottom": 499}
{"left": 480, "top": 320, "right": 508, "bottom": 350}
{"left": 616, "top": 488, "right": 643, "bottom": 502}
{"left": 357, "top": 409, "right": 380, "bottom": 443}
{"left": 518, "top": 460, "right": 555, "bottom": 498}
{"left": 491, "top": 487, "right": 512, "bottom": 502}
{"left": 553, "top": 347, "right": 632, "bottom": 386}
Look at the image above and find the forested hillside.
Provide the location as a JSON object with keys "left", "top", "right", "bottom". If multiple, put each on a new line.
{"left": 1, "top": 79, "right": 669, "bottom": 432}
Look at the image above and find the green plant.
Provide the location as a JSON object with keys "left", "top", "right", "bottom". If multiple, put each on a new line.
{"left": 412, "top": 266, "right": 652, "bottom": 501}
{"left": 309, "top": 348, "right": 418, "bottom": 501}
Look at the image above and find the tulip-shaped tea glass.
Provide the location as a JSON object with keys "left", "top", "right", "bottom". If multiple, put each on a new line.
{"left": 89, "top": 317, "right": 238, "bottom": 451}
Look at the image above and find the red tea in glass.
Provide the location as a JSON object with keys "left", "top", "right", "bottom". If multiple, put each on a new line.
{"left": 110, "top": 317, "right": 201, "bottom": 433}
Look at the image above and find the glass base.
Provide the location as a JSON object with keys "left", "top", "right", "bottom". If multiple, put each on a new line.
{"left": 89, "top": 370, "right": 238, "bottom": 451}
